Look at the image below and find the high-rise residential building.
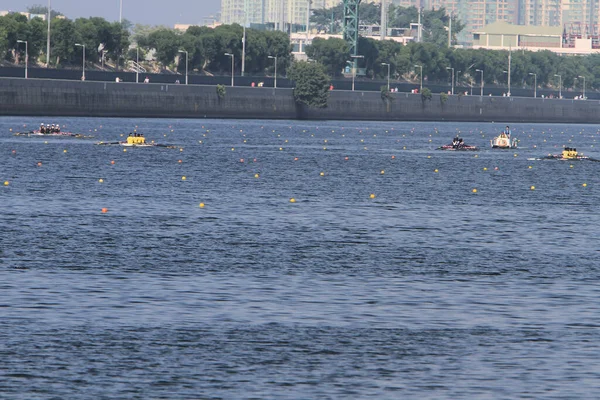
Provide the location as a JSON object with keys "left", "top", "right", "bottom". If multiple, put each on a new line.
{"left": 222, "top": 0, "right": 312, "bottom": 28}
{"left": 311, "top": 0, "right": 342, "bottom": 9}
{"left": 221, "top": 0, "right": 267, "bottom": 25}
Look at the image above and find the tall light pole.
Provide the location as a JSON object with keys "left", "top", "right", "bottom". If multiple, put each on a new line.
{"left": 16, "top": 40, "right": 28, "bottom": 79}
{"left": 414, "top": 64, "right": 422, "bottom": 93}
{"left": 46, "top": 0, "right": 51, "bottom": 67}
{"left": 179, "top": 50, "right": 188, "bottom": 85}
{"left": 507, "top": 47, "right": 511, "bottom": 96}
{"left": 268, "top": 55, "right": 277, "bottom": 88}
{"left": 578, "top": 75, "right": 586, "bottom": 99}
{"left": 554, "top": 74, "right": 562, "bottom": 99}
{"left": 475, "top": 68, "right": 483, "bottom": 96}
{"left": 381, "top": 62, "right": 390, "bottom": 91}
{"left": 225, "top": 52, "right": 234, "bottom": 87}
{"left": 75, "top": 43, "right": 85, "bottom": 80}
{"left": 529, "top": 72, "right": 537, "bottom": 98}
{"left": 119, "top": 0, "right": 123, "bottom": 23}
{"left": 446, "top": 67, "right": 454, "bottom": 95}
{"left": 350, "top": 54, "right": 364, "bottom": 91}
{"left": 241, "top": 26, "right": 246, "bottom": 77}
{"left": 135, "top": 47, "right": 139, "bottom": 83}
{"left": 448, "top": 11, "right": 452, "bottom": 47}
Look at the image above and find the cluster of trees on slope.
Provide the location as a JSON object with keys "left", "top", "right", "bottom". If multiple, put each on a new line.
{"left": 0, "top": 9, "right": 292, "bottom": 76}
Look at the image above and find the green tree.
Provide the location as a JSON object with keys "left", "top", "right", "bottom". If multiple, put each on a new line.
{"left": 146, "top": 28, "right": 181, "bottom": 68}
{"left": 48, "top": 17, "right": 77, "bottom": 65}
{"left": 304, "top": 37, "right": 349, "bottom": 77}
{"left": 288, "top": 61, "right": 330, "bottom": 108}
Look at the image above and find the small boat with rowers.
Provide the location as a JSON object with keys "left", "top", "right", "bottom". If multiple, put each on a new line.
{"left": 438, "top": 135, "right": 478, "bottom": 151}
{"left": 96, "top": 133, "right": 176, "bottom": 148}
{"left": 14, "top": 123, "right": 92, "bottom": 138}
{"left": 491, "top": 126, "right": 518, "bottom": 149}
{"left": 531, "top": 147, "right": 599, "bottom": 161}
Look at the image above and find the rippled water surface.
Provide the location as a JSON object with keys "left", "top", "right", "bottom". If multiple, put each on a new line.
{"left": 2, "top": 117, "right": 600, "bottom": 399}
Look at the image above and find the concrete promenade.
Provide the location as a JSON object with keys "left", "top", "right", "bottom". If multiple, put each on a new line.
{"left": 2, "top": 78, "right": 600, "bottom": 123}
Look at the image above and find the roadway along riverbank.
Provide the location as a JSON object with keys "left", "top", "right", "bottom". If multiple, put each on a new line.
{"left": 2, "top": 78, "right": 599, "bottom": 123}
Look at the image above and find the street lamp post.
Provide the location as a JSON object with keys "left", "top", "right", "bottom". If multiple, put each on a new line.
{"left": 554, "top": 74, "right": 562, "bottom": 99}
{"left": 381, "top": 62, "right": 390, "bottom": 91}
{"left": 446, "top": 67, "right": 454, "bottom": 95}
{"left": 46, "top": 0, "right": 51, "bottom": 67}
{"left": 529, "top": 72, "right": 537, "bottom": 98}
{"left": 242, "top": 26, "right": 246, "bottom": 77}
{"left": 179, "top": 50, "right": 188, "bottom": 85}
{"left": 224, "top": 53, "right": 234, "bottom": 87}
{"left": 75, "top": 43, "right": 85, "bottom": 80}
{"left": 475, "top": 69, "right": 483, "bottom": 96}
{"left": 119, "top": 0, "right": 123, "bottom": 23}
{"left": 350, "top": 54, "right": 364, "bottom": 91}
{"left": 414, "top": 64, "right": 422, "bottom": 93}
{"left": 16, "top": 40, "right": 28, "bottom": 79}
{"left": 268, "top": 55, "right": 278, "bottom": 88}
{"left": 135, "top": 47, "right": 139, "bottom": 83}
{"left": 578, "top": 75, "right": 586, "bottom": 99}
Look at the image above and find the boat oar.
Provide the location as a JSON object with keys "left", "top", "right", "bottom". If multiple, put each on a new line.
{"left": 95, "top": 141, "right": 121, "bottom": 145}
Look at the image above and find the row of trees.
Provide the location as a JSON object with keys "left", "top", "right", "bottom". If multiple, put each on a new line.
{"left": 137, "top": 24, "right": 292, "bottom": 76}
{"left": 0, "top": 10, "right": 292, "bottom": 76}
{"left": 0, "top": 10, "right": 130, "bottom": 66}
{"left": 2, "top": 8, "right": 600, "bottom": 90}
{"left": 306, "top": 36, "right": 600, "bottom": 91}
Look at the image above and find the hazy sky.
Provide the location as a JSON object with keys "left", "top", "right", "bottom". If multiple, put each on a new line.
{"left": 2, "top": 0, "right": 221, "bottom": 26}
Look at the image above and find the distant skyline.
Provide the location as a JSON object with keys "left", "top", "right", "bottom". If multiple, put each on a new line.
{"left": 2, "top": 0, "right": 221, "bottom": 26}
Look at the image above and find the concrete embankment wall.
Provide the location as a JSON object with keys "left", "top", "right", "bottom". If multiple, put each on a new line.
{"left": 2, "top": 78, "right": 600, "bottom": 123}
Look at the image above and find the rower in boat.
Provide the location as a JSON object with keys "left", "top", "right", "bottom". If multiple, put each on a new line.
{"left": 438, "top": 135, "right": 478, "bottom": 151}
{"left": 126, "top": 133, "right": 146, "bottom": 146}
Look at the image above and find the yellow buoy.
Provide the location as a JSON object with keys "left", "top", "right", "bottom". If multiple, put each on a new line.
{"left": 182, "top": 176, "right": 187, "bottom": 180}
{"left": 530, "top": 185, "right": 535, "bottom": 190}
{"left": 483, "top": 167, "right": 487, "bottom": 171}
{"left": 434, "top": 169, "right": 438, "bottom": 173}
{"left": 380, "top": 170, "right": 385, "bottom": 174}
{"left": 254, "top": 173, "right": 259, "bottom": 178}
{"left": 289, "top": 198, "right": 296, "bottom": 203}
{"left": 231, "top": 148, "right": 235, "bottom": 151}
{"left": 472, "top": 188, "right": 477, "bottom": 193}
{"left": 320, "top": 172, "right": 324, "bottom": 176}
{"left": 583, "top": 183, "right": 587, "bottom": 187}
{"left": 4, "top": 181, "right": 9, "bottom": 186}
{"left": 370, "top": 193, "right": 376, "bottom": 199}
{"left": 123, "top": 149, "right": 127, "bottom": 152}
{"left": 63, "top": 149, "right": 67, "bottom": 153}
{"left": 199, "top": 203, "right": 205, "bottom": 208}
{"left": 99, "top": 179, "right": 104, "bottom": 183}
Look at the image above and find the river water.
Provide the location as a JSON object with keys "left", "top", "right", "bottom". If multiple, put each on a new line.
{"left": 1, "top": 117, "right": 600, "bottom": 399}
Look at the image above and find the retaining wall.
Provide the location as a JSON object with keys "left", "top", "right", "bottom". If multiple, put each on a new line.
{"left": 1, "top": 78, "right": 600, "bottom": 123}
